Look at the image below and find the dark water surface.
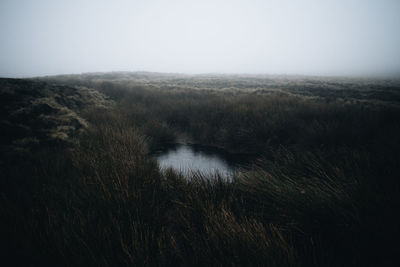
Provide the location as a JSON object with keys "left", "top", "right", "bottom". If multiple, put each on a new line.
{"left": 152, "top": 143, "right": 256, "bottom": 180}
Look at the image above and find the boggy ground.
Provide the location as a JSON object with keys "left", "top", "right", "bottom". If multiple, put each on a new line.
{"left": 1, "top": 74, "right": 400, "bottom": 266}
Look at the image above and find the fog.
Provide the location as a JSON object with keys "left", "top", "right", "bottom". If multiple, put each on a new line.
{"left": 1, "top": 0, "right": 400, "bottom": 78}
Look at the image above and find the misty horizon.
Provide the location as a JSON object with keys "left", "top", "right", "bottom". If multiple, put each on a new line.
{"left": 1, "top": 0, "right": 400, "bottom": 78}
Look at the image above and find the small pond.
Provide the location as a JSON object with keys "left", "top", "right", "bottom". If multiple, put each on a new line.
{"left": 152, "top": 143, "right": 255, "bottom": 180}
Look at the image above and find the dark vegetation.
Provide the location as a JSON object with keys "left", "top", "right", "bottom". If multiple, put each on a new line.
{"left": 1, "top": 73, "right": 400, "bottom": 266}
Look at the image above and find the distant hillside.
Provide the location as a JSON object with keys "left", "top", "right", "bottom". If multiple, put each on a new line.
{"left": 41, "top": 71, "right": 400, "bottom": 105}
{"left": 0, "top": 78, "right": 112, "bottom": 155}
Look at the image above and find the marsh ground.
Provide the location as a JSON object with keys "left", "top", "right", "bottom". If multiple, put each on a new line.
{"left": 1, "top": 73, "right": 400, "bottom": 266}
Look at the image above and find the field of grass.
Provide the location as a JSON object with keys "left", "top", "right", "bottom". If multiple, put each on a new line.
{"left": 1, "top": 73, "right": 400, "bottom": 266}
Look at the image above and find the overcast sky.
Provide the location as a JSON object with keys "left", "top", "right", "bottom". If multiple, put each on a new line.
{"left": 1, "top": 0, "right": 400, "bottom": 77}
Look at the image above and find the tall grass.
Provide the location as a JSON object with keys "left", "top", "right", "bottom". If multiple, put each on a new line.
{"left": 92, "top": 81, "right": 400, "bottom": 155}
{"left": 1, "top": 115, "right": 296, "bottom": 266}
{"left": 2, "top": 78, "right": 400, "bottom": 266}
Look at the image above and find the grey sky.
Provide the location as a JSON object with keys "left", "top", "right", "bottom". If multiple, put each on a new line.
{"left": 1, "top": 0, "right": 399, "bottom": 77}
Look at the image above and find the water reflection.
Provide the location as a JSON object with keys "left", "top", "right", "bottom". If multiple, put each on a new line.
{"left": 153, "top": 144, "right": 255, "bottom": 180}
